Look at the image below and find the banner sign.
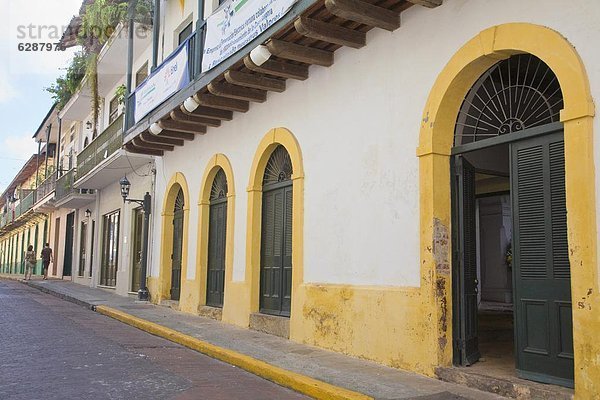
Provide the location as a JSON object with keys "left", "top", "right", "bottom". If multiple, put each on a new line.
{"left": 134, "top": 39, "right": 191, "bottom": 123}
{"left": 202, "top": 0, "right": 296, "bottom": 72}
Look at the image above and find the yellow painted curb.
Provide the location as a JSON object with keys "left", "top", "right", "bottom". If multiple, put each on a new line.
{"left": 95, "top": 305, "right": 372, "bottom": 400}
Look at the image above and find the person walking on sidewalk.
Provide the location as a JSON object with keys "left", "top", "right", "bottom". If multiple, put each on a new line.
{"left": 24, "top": 245, "right": 36, "bottom": 281}
{"left": 41, "top": 243, "right": 53, "bottom": 280}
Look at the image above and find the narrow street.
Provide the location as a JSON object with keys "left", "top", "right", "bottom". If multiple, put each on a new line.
{"left": 0, "top": 280, "right": 308, "bottom": 400}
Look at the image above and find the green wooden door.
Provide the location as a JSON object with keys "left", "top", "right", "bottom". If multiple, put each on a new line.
{"left": 206, "top": 169, "right": 228, "bottom": 307}
{"left": 131, "top": 209, "right": 143, "bottom": 292}
{"left": 511, "top": 131, "right": 573, "bottom": 387}
{"left": 207, "top": 201, "right": 227, "bottom": 307}
{"left": 171, "top": 189, "right": 184, "bottom": 301}
{"left": 260, "top": 145, "right": 293, "bottom": 317}
{"left": 260, "top": 184, "right": 293, "bottom": 316}
{"left": 63, "top": 212, "right": 75, "bottom": 277}
{"left": 453, "top": 156, "right": 480, "bottom": 365}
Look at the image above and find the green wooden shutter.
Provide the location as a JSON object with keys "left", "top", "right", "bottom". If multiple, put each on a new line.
{"left": 454, "top": 156, "right": 480, "bottom": 365}
{"left": 511, "top": 131, "right": 573, "bottom": 387}
{"left": 207, "top": 200, "right": 227, "bottom": 307}
{"left": 171, "top": 189, "right": 185, "bottom": 301}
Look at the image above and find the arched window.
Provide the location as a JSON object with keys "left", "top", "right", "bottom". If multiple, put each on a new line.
{"left": 260, "top": 145, "right": 293, "bottom": 316}
{"left": 455, "top": 54, "right": 563, "bottom": 145}
{"left": 206, "top": 169, "right": 228, "bottom": 307}
{"left": 170, "top": 188, "right": 185, "bottom": 300}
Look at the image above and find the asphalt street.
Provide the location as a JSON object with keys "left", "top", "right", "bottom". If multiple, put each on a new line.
{"left": 0, "top": 280, "right": 309, "bottom": 400}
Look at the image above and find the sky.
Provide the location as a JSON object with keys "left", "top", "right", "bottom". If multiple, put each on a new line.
{"left": 0, "top": 0, "right": 82, "bottom": 193}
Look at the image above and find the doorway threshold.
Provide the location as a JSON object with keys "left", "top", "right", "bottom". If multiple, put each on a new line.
{"left": 435, "top": 366, "right": 573, "bottom": 400}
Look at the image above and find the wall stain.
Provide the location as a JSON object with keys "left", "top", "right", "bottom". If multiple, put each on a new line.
{"left": 433, "top": 218, "right": 450, "bottom": 274}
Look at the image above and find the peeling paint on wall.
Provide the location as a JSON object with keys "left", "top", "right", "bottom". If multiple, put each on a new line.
{"left": 433, "top": 218, "right": 450, "bottom": 275}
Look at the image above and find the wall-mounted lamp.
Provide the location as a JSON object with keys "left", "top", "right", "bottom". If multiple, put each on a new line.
{"left": 250, "top": 45, "right": 271, "bottom": 66}
{"left": 183, "top": 96, "right": 199, "bottom": 113}
{"left": 85, "top": 121, "right": 93, "bottom": 129}
{"left": 149, "top": 122, "right": 163, "bottom": 135}
{"left": 85, "top": 209, "right": 92, "bottom": 218}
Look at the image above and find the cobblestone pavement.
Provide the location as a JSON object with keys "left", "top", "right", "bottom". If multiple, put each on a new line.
{"left": 0, "top": 280, "right": 309, "bottom": 400}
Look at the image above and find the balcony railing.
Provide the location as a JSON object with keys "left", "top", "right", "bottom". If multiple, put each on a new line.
{"left": 77, "top": 114, "right": 124, "bottom": 180}
{"left": 35, "top": 170, "right": 57, "bottom": 201}
{"left": 56, "top": 169, "right": 95, "bottom": 202}
{"left": 14, "top": 191, "right": 35, "bottom": 219}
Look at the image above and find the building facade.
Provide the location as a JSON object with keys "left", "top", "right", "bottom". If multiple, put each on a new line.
{"left": 120, "top": 0, "right": 600, "bottom": 397}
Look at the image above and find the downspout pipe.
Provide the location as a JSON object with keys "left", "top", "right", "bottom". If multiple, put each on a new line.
{"left": 56, "top": 118, "right": 62, "bottom": 177}
{"left": 125, "top": 0, "right": 137, "bottom": 131}
{"left": 152, "top": 0, "right": 160, "bottom": 71}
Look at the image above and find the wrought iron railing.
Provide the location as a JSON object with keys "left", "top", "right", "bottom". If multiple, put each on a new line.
{"left": 77, "top": 114, "right": 124, "bottom": 180}
{"left": 14, "top": 191, "right": 35, "bottom": 219}
{"left": 35, "top": 170, "right": 57, "bottom": 201}
{"left": 56, "top": 169, "right": 95, "bottom": 201}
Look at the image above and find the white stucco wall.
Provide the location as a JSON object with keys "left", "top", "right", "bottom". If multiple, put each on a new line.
{"left": 149, "top": 0, "right": 600, "bottom": 288}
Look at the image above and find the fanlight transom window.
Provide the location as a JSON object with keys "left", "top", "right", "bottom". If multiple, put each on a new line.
{"left": 210, "top": 169, "right": 228, "bottom": 201}
{"left": 455, "top": 54, "right": 563, "bottom": 145}
{"left": 263, "top": 145, "right": 293, "bottom": 186}
{"left": 174, "top": 188, "right": 185, "bottom": 212}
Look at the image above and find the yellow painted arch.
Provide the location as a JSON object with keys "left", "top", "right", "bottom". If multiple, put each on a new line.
{"left": 417, "top": 23, "right": 598, "bottom": 396}
{"left": 157, "top": 172, "right": 191, "bottom": 303}
{"left": 195, "top": 154, "right": 236, "bottom": 311}
{"left": 223, "top": 127, "right": 304, "bottom": 329}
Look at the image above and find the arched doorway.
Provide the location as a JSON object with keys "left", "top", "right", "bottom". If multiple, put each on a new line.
{"left": 451, "top": 53, "right": 572, "bottom": 386}
{"left": 260, "top": 145, "right": 293, "bottom": 317}
{"left": 206, "top": 168, "right": 228, "bottom": 307}
{"left": 170, "top": 188, "right": 185, "bottom": 300}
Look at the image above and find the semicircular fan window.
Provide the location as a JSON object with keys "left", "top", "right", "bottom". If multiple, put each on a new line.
{"left": 263, "top": 145, "right": 293, "bottom": 186}
{"left": 174, "top": 188, "right": 185, "bottom": 212}
{"left": 455, "top": 54, "right": 563, "bottom": 146}
{"left": 210, "top": 169, "right": 228, "bottom": 202}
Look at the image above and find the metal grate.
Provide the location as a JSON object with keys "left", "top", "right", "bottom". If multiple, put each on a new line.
{"left": 455, "top": 54, "right": 563, "bottom": 145}
{"left": 210, "top": 169, "right": 228, "bottom": 201}
{"left": 263, "top": 145, "right": 293, "bottom": 186}
{"left": 174, "top": 188, "right": 185, "bottom": 212}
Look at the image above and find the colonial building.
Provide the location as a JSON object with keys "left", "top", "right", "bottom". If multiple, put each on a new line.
{"left": 119, "top": 0, "right": 600, "bottom": 397}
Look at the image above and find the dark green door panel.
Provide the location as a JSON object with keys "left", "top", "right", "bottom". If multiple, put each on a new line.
{"left": 63, "top": 212, "right": 75, "bottom": 277}
{"left": 453, "top": 156, "right": 480, "bottom": 366}
{"left": 260, "top": 183, "right": 293, "bottom": 317}
{"left": 511, "top": 131, "right": 573, "bottom": 387}
{"left": 171, "top": 189, "right": 185, "bottom": 301}
{"left": 207, "top": 200, "right": 227, "bottom": 307}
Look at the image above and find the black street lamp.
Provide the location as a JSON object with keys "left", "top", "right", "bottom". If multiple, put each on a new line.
{"left": 119, "top": 176, "right": 151, "bottom": 301}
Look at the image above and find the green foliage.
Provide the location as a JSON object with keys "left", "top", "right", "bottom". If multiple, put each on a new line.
{"left": 115, "top": 84, "right": 127, "bottom": 105}
{"left": 45, "top": 51, "right": 87, "bottom": 109}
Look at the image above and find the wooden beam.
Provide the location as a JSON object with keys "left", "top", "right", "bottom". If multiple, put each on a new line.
{"left": 184, "top": 105, "right": 233, "bottom": 121}
{"left": 124, "top": 142, "right": 164, "bottom": 156}
{"left": 294, "top": 17, "right": 366, "bottom": 49}
{"left": 172, "top": 109, "right": 221, "bottom": 127}
{"left": 406, "top": 0, "right": 442, "bottom": 8}
{"left": 158, "top": 119, "right": 207, "bottom": 134}
{"left": 208, "top": 82, "right": 267, "bottom": 103}
{"left": 194, "top": 93, "right": 250, "bottom": 113}
{"left": 134, "top": 136, "right": 175, "bottom": 152}
{"left": 224, "top": 70, "right": 286, "bottom": 93}
{"left": 324, "top": 0, "right": 400, "bottom": 31}
{"left": 266, "top": 39, "right": 334, "bottom": 66}
{"left": 243, "top": 56, "right": 309, "bottom": 80}
{"left": 140, "top": 131, "right": 184, "bottom": 146}
{"left": 159, "top": 130, "right": 195, "bottom": 141}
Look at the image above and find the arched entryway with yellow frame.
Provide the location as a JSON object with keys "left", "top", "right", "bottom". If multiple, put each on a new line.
{"left": 223, "top": 127, "right": 304, "bottom": 331}
{"left": 417, "top": 23, "right": 598, "bottom": 396}
{"left": 196, "top": 154, "right": 236, "bottom": 314}
{"left": 157, "top": 172, "right": 190, "bottom": 305}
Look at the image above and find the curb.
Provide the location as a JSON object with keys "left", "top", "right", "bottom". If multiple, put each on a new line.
{"left": 96, "top": 305, "right": 373, "bottom": 400}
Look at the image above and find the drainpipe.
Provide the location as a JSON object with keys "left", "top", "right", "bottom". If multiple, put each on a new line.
{"left": 56, "top": 118, "right": 62, "bottom": 177}
{"left": 196, "top": 0, "right": 206, "bottom": 77}
{"left": 151, "top": 0, "right": 160, "bottom": 71}
{"left": 125, "top": 0, "right": 137, "bottom": 132}
{"left": 35, "top": 140, "right": 41, "bottom": 189}
{"left": 44, "top": 124, "right": 51, "bottom": 178}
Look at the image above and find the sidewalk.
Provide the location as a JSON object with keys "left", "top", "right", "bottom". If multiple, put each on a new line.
{"left": 1, "top": 275, "right": 505, "bottom": 400}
